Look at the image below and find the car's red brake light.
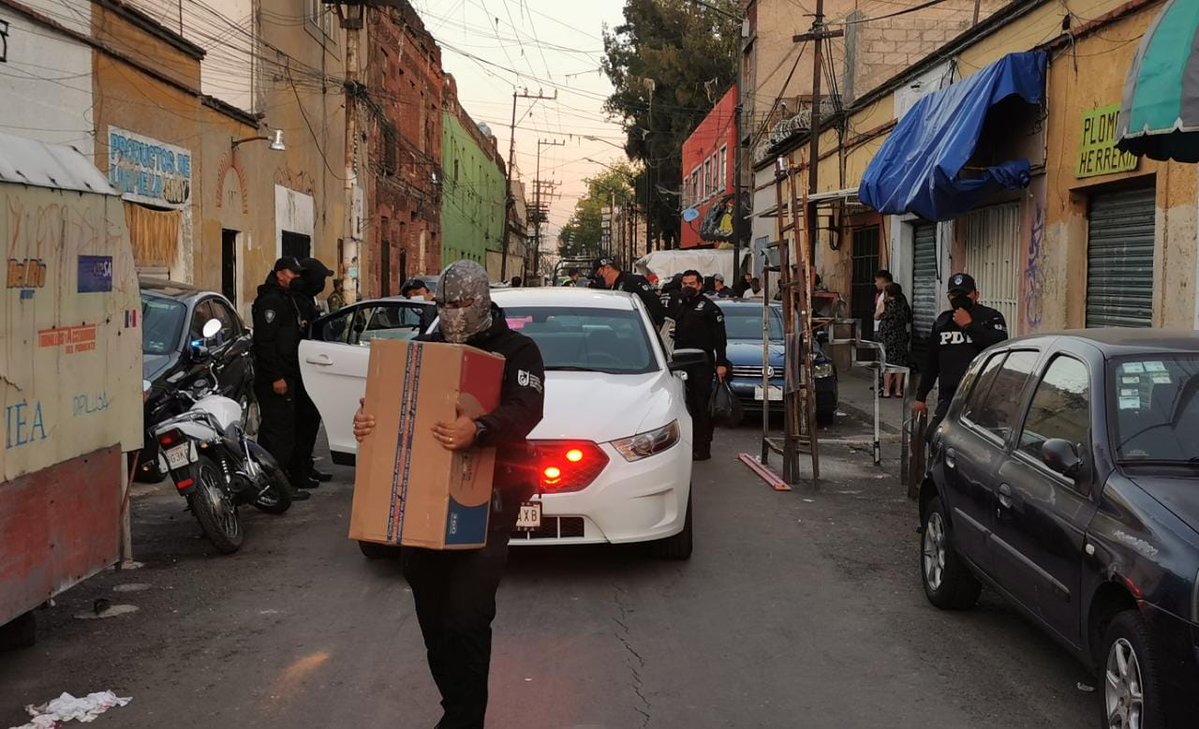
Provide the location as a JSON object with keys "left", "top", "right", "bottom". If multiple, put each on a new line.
{"left": 530, "top": 440, "right": 608, "bottom": 493}
{"left": 157, "top": 429, "right": 184, "bottom": 448}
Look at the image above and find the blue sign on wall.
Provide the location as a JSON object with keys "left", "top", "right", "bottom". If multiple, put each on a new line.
{"left": 78, "top": 255, "right": 113, "bottom": 293}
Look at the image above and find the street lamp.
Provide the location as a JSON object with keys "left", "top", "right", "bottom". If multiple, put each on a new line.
{"left": 231, "top": 129, "right": 286, "bottom": 151}
{"left": 582, "top": 135, "right": 627, "bottom": 152}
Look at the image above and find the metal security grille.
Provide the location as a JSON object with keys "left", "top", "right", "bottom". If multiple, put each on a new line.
{"left": 1086, "top": 187, "right": 1156, "bottom": 328}
{"left": 964, "top": 203, "right": 1021, "bottom": 335}
{"left": 910, "top": 222, "right": 939, "bottom": 365}
{"left": 851, "top": 226, "right": 881, "bottom": 339}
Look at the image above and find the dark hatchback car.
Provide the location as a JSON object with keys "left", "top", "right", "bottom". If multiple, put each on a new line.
{"left": 917, "top": 330, "right": 1199, "bottom": 728}
{"left": 717, "top": 300, "right": 838, "bottom": 424}
{"left": 137, "top": 279, "right": 254, "bottom": 481}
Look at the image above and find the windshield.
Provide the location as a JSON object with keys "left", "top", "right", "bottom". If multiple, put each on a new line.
{"left": 721, "top": 306, "right": 783, "bottom": 341}
{"left": 1111, "top": 354, "right": 1199, "bottom": 463}
{"left": 142, "top": 296, "right": 186, "bottom": 355}
{"left": 503, "top": 306, "right": 658, "bottom": 374}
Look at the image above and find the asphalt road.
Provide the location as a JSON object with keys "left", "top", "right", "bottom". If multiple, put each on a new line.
{"left": 0, "top": 418, "right": 1096, "bottom": 728}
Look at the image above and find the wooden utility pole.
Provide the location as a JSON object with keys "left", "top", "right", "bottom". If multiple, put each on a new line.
{"left": 503, "top": 89, "right": 557, "bottom": 280}
{"left": 332, "top": 1, "right": 366, "bottom": 304}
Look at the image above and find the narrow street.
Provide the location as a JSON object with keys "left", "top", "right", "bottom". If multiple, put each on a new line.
{"left": 1, "top": 405, "right": 1095, "bottom": 728}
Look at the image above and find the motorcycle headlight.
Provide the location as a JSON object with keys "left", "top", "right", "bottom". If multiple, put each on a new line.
{"left": 813, "top": 363, "right": 834, "bottom": 379}
{"left": 765, "top": 365, "right": 776, "bottom": 378}
{"left": 611, "top": 420, "right": 680, "bottom": 462}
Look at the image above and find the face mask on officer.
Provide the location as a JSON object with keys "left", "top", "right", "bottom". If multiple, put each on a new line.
{"left": 950, "top": 293, "right": 974, "bottom": 311}
{"left": 437, "top": 260, "right": 492, "bottom": 344}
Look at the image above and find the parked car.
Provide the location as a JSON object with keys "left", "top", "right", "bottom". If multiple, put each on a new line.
{"left": 717, "top": 300, "right": 838, "bottom": 424}
{"left": 917, "top": 329, "right": 1199, "bottom": 728}
{"left": 299, "top": 288, "right": 697, "bottom": 558}
{"left": 136, "top": 279, "right": 254, "bottom": 482}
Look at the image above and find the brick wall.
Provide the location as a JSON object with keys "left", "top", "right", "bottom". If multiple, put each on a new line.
{"left": 366, "top": 1, "right": 444, "bottom": 295}
{"left": 848, "top": 0, "right": 1010, "bottom": 98}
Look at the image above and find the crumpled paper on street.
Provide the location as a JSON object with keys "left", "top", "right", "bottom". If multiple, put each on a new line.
{"left": 11, "top": 691, "right": 131, "bottom": 728}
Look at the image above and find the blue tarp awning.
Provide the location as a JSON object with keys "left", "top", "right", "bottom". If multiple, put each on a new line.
{"left": 858, "top": 52, "right": 1048, "bottom": 221}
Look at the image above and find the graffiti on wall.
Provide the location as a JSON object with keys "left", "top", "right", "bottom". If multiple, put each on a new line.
{"left": 108, "top": 127, "right": 192, "bottom": 208}
{"left": 8, "top": 197, "right": 119, "bottom": 300}
{"left": 6, "top": 399, "right": 47, "bottom": 449}
{"left": 1023, "top": 206, "right": 1045, "bottom": 332}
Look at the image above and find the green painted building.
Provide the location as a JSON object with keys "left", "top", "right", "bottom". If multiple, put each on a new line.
{"left": 441, "top": 86, "right": 506, "bottom": 271}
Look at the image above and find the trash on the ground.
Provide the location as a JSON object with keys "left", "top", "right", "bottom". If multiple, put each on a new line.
{"left": 1076, "top": 681, "right": 1095, "bottom": 693}
{"left": 835, "top": 411, "right": 847, "bottom": 417}
{"left": 16, "top": 691, "right": 131, "bottom": 728}
{"left": 112, "top": 583, "right": 151, "bottom": 593}
{"left": 802, "top": 498, "right": 815, "bottom": 503}
{"left": 74, "top": 604, "right": 138, "bottom": 620}
{"left": 117, "top": 560, "right": 145, "bottom": 571}
{"left": 259, "top": 609, "right": 280, "bottom": 615}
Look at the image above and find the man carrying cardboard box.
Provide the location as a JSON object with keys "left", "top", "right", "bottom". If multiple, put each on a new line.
{"left": 353, "top": 260, "right": 544, "bottom": 729}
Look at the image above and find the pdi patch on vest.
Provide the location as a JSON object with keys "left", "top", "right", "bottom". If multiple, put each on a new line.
{"left": 264, "top": 309, "right": 276, "bottom": 324}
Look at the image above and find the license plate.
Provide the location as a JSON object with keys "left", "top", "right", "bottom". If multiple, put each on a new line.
{"left": 754, "top": 386, "right": 783, "bottom": 402}
{"left": 165, "top": 443, "right": 192, "bottom": 470}
{"left": 515, "top": 501, "right": 542, "bottom": 531}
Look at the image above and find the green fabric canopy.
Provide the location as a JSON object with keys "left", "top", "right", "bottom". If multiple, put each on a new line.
{"left": 1117, "top": 0, "right": 1199, "bottom": 162}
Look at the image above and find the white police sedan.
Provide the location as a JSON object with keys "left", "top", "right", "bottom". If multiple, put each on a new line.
{"left": 299, "top": 287, "right": 697, "bottom": 559}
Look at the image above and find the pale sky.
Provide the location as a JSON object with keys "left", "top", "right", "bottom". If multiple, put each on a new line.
{"left": 410, "top": 0, "right": 629, "bottom": 250}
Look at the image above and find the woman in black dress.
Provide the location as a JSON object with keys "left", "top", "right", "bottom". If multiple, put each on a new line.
{"left": 878, "top": 282, "right": 913, "bottom": 397}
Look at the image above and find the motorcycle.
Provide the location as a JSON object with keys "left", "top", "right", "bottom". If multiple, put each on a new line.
{"left": 147, "top": 319, "right": 292, "bottom": 554}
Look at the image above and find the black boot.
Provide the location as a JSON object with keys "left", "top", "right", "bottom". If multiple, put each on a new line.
{"left": 309, "top": 468, "right": 333, "bottom": 482}
{"left": 291, "top": 471, "right": 321, "bottom": 490}
{"left": 287, "top": 485, "right": 312, "bottom": 501}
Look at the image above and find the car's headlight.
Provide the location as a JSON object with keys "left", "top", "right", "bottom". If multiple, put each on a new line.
{"left": 813, "top": 363, "right": 834, "bottom": 379}
{"left": 611, "top": 420, "right": 680, "bottom": 462}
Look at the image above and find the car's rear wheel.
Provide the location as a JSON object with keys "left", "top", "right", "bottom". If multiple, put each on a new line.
{"left": 920, "top": 495, "right": 980, "bottom": 610}
{"left": 652, "top": 493, "right": 693, "bottom": 561}
{"left": 1100, "top": 610, "right": 1163, "bottom": 729}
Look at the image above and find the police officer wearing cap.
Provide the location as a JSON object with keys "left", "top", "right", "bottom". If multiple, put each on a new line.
{"left": 593, "top": 257, "right": 667, "bottom": 328}
{"left": 913, "top": 272, "right": 1009, "bottom": 432}
{"left": 673, "top": 269, "right": 730, "bottom": 461}
{"left": 291, "top": 258, "right": 337, "bottom": 488}
{"left": 251, "top": 257, "right": 311, "bottom": 501}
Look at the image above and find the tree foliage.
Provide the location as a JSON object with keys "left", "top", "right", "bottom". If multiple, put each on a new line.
{"left": 557, "top": 163, "right": 637, "bottom": 261}
{"left": 602, "top": 0, "right": 739, "bottom": 248}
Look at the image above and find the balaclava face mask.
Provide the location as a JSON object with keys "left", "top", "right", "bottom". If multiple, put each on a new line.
{"left": 437, "top": 260, "right": 492, "bottom": 344}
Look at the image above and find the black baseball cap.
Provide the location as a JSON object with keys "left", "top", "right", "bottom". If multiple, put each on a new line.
{"left": 592, "top": 257, "right": 618, "bottom": 275}
{"left": 300, "top": 257, "right": 335, "bottom": 277}
{"left": 947, "top": 272, "right": 976, "bottom": 294}
{"left": 274, "top": 256, "right": 305, "bottom": 274}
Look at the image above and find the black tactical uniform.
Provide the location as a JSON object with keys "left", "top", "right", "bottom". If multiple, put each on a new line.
{"left": 291, "top": 258, "right": 335, "bottom": 486}
{"left": 673, "top": 291, "right": 729, "bottom": 460}
{"left": 611, "top": 270, "right": 667, "bottom": 328}
{"left": 916, "top": 273, "right": 1009, "bottom": 432}
{"left": 251, "top": 260, "right": 305, "bottom": 489}
{"left": 402, "top": 305, "right": 545, "bottom": 729}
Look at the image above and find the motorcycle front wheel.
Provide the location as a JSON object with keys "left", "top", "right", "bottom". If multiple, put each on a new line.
{"left": 247, "top": 442, "right": 293, "bottom": 515}
{"left": 188, "top": 455, "right": 244, "bottom": 554}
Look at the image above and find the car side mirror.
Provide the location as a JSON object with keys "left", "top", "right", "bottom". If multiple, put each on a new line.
{"left": 669, "top": 348, "right": 708, "bottom": 372}
{"left": 1041, "top": 438, "right": 1083, "bottom": 478}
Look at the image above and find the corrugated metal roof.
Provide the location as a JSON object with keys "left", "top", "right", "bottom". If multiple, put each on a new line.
{"left": 0, "top": 131, "right": 118, "bottom": 195}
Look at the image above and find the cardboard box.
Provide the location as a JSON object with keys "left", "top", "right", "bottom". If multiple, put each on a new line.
{"left": 350, "top": 340, "right": 506, "bottom": 550}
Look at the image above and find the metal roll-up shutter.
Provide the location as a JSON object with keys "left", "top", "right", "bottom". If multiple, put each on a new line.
{"left": 1086, "top": 188, "right": 1156, "bottom": 328}
{"left": 910, "top": 222, "right": 938, "bottom": 364}
{"left": 964, "top": 203, "right": 1021, "bottom": 335}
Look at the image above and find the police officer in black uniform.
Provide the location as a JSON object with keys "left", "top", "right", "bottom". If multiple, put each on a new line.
{"left": 291, "top": 257, "right": 336, "bottom": 488}
{"left": 673, "top": 269, "right": 730, "bottom": 461}
{"left": 251, "top": 257, "right": 311, "bottom": 501}
{"left": 592, "top": 256, "right": 667, "bottom": 328}
{"left": 353, "top": 260, "right": 544, "bottom": 729}
{"left": 913, "top": 272, "right": 1009, "bottom": 433}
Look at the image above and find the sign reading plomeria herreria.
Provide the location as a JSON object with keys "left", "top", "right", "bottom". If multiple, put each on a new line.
{"left": 107, "top": 127, "right": 192, "bottom": 208}
{"left": 1077, "top": 104, "right": 1140, "bottom": 179}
